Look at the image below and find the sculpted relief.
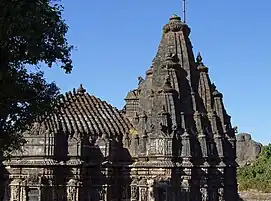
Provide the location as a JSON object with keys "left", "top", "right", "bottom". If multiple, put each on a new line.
{"left": 12, "top": 185, "right": 20, "bottom": 200}
{"left": 148, "top": 139, "right": 165, "bottom": 155}
{"left": 131, "top": 186, "right": 139, "bottom": 200}
{"left": 140, "top": 188, "right": 148, "bottom": 201}
{"left": 10, "top": 179, "right": 21, "bottom": 201}
{"left": 218, "top": 188, "right": 224, "bottom": 201}
{"left": 200, "top": 188, "right": 208, "bottom": 201}
{"left": 67, "top": 179, "right": 77, "bottom": 201}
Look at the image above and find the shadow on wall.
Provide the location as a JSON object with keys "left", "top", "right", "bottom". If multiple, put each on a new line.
{"left": 53, "top": 132, "right": 133, "bottom": 201}
{"left": 0, "top": 161, "right": 10, "bottom": 201}
{"left": 82, "top": 134, "right": 133, "bottom": 201}
{"left": 0, "top": 132, "right": 132, "bottom": 201}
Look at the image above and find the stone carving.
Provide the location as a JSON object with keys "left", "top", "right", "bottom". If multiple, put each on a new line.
{"left": 140, "top": 188, "right": 148, "bottom": 201}
{"left": 27, "top": 122, "right": 48, "bottom": 136}
{"left": 131, "top": 186, "right": 138, "bottom": 200}
{"left": 3, "top": 14, "right": 238, "bottom": 201}
{"left": 163, "top": 15, "right": 187, "bottom": 34}
{"left": 147, "top": 179, "right": 155, "bottom": 201}
{"left": 138, "top": 76, "right": 144, "bottom": 85}
{"left": 200, "top": 187, "right": 208, "bottom": 201}
{"left": 12, "top": 185, "right": 20, "bottom": 200}
{"left": 218, "top": 188, "right": 224, "bottom": 201}
{"left": 156, "top": 139, "right": 164, "bottom": 154}
{"left": 67, "top": 179, "right": 77, "bottom": 201}
{"left": 98, "top": 187, "right": 106, "bottom": 201}
{"left": 27, "top": 172, "right": 40, "bottom": 184}
{"left": 236, "top": 133, "right": 262, "bottom": 166}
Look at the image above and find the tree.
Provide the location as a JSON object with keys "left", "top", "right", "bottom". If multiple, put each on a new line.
{"left": 0, "top": 0, "right": 73, "bottom": 157}
{"left": 238, "top": 144, "right": 271, "bottom": 192}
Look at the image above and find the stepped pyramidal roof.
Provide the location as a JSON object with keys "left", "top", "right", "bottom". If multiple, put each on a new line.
{"left": 124, "top": 14, "right": 237, "bottom": 167}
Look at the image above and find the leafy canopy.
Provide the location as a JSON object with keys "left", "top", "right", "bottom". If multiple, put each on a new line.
{"left": 0, "top": 0, "right": 73, "bottom": 157}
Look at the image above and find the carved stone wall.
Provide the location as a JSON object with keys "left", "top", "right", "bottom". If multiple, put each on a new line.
{"left": 3, "top": 13, "right": 238, "bottom": 201}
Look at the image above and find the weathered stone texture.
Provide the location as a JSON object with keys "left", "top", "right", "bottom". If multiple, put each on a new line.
{"left": 236, "top": 133, "right": 262, "bottom": 166}
{"left": 2, "top": 14, "right": 238, "bottom": 201}
{"left": 239, "top": 191, "right": 271, "bottom": 201}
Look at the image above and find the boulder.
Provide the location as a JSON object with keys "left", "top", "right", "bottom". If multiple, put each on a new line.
{"left": 236, "top": 133, "right": 263, "bottom": 166}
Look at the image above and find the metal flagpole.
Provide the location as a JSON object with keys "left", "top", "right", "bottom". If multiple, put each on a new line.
{"left": 183, "top": 0, "right": 186, "bottom": 23}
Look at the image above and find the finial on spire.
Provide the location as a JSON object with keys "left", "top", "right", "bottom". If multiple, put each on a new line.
{"left": 196, "top": 52, "right": 203, "bottom": 63}
{"left": 77, "top": 84, "right": 86, "bottom": 94}
{"left": 183, "top": 0, "right": 187, "bottom": 23}
{"left": 138, "top": 76, "right": 144, "bottom": 85}
{"left": 196, "top": 52, "right": 209, "bottom": 72}
{"left": 170, "top": 14, "right": 181, "bottom": 21}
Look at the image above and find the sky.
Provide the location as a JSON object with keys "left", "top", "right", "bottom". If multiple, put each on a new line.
{"left": 43, "top": 0, "right": 271, "bottom": 144}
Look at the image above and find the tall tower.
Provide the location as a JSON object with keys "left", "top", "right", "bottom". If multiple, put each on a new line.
{"left": 124, "top": 15, "right": 238, "bottom": 201}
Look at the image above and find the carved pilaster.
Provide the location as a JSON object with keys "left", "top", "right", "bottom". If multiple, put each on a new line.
{"left": 131, "top": 179, "right": 139, "bottom": 201}
{"left": 97, "top": 186, "right": 107, "bottom": 201}
{"left": 208, "top": 112, "right": 219, "bottom": 135}
{"left": 180, "top": 112, "right": 192, "bottom": 166}
{"left": 180, "top": 169, "right": 192, "bottom": 200}
{"left": 139, "top": 130, "right": 148, "bottom": 155}
{"left": 214, "top": 134, "right": 224, "bottom": 158}
{"left": 132, "top": 134, "right": 139, "bottom": 157}
{"left": 200, "top": 187, "right": 208, "bottom": 201}
{"left": 138, "top": 179, "right": 148, "bottom": 201}
{"left": 213, "top": 88, "right": 225, "bottom": 129}
{"left": 22, "top": 186, "right": 27, "bottom": 201}
{"left": 228, "top": 136, "right": 236, "bottom": 159}
{"left": 67, "top": 178, "right": 78, "bottom": 201}
{"left": 180, "top": 130, "right": 192, "bottom": 167}
{"left": 147, "top": 179, "right": 155, "bottom": 201}
{"left": 10, "top": 179, "right": 22, "bottom": 201}
{"left": 11, "top": 186, "right": 20, "bottom": 201}
{"left": 218, "top": 187, "right": 224, "bottom": 201}
{"left": 123, "top": 132, "right": 131, "bottom": 148}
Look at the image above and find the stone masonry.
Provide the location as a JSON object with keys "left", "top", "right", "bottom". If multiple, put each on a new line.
{"left": 2, "top": 14, "right": 238, "bottom": 201}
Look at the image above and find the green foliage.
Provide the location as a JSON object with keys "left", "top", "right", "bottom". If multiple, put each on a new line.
{"left": 0, "top": 0, "right": 73, "bottom": 157}
{"left": 238, "top": 144, "right": 271, "bottom": 192}
{"left": 0, "top": 0, "right": 73, "bottom": 72}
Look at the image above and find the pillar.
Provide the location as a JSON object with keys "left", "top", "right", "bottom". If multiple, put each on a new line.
{"left": 130, "top": 178, "right": 139, "bottom": 201}
{"left": 9, "top": 178, "right": 22, "bottom": 201}
{"left": 67, "top": 178, "right": 78, "bottom": 201}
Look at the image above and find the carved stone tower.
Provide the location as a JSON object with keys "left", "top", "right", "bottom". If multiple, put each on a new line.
{"left": 124, "top": 14, "right": 238, "bottom": 201}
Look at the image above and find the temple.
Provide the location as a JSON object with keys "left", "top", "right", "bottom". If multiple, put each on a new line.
{"left": 2, "top": 14, "right": 238, "bottom": 201}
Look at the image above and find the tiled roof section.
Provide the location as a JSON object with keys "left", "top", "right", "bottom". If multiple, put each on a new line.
{"left": 41, "top": 85, "right": 132, "bottom": 137}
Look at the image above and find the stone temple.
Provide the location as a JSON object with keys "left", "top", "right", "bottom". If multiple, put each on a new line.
{"left": 2, "top": 15, "right": 238, "bottom": 201}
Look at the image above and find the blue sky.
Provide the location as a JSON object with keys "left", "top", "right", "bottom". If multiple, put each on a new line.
{"left": 43, "top": 0, "right": 271, "bottom": 144}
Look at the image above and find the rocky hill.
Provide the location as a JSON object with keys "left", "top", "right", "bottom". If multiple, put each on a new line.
{"left": 236, "top": 133, "right": 263, "bottom": 166}
{"left": 236, "top": 133, "right": 271, "bottom": 200}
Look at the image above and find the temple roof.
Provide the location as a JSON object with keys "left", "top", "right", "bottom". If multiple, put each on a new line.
{"left": 124, "top": 14, "right": 235, "bottom": 154}
{"left": 40, "top": 84, "right": 132, "bottom": 137}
